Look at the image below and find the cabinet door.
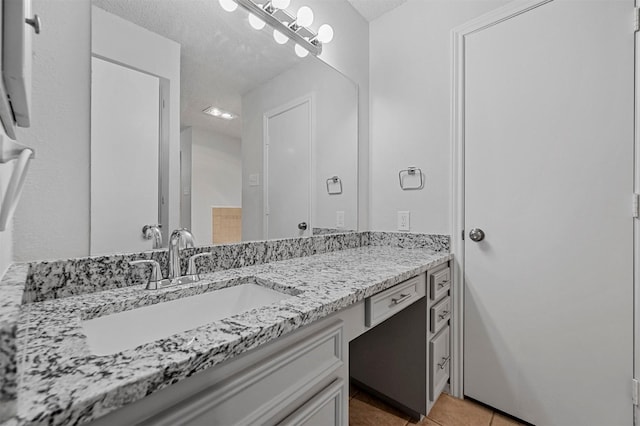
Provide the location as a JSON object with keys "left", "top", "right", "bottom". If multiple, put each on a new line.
{"left": 429, "top": 325, "right": 450, "bottom": 401}
{"left": 279, "top": 379, "right": 345, "bottom": 426}
{"left": 141, "top": 321, "right": 343, "bottom": 426}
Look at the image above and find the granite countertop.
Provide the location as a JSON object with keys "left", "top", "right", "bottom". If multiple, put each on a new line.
{"left": 7, "top": 245, "right": 451, "bottom": 425}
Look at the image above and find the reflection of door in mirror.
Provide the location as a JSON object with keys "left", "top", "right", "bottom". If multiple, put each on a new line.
{"left": 264, "top": 97, "right": 312, "bottom": 240}
{"left": 90, "top": 57, "right": 160, "bottom": 255}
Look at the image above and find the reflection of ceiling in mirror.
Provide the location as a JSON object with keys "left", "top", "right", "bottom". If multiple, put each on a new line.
{"left": 93, "top": 0, "right": 307, "bottom": 138}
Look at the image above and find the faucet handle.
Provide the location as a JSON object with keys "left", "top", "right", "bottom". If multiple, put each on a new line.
{"left": 187, "top": 252, "right": 212, "bottom": 279}
{"left": 129, "top": 260, "right": 164, "bottom": 289}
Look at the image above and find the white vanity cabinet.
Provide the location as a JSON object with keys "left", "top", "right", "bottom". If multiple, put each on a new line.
{"left": 87, "top": 262, "right": 451, "bottom": 425}
{"left": 89, "top": 318, "right": 348, "bottom": 426}
{"left": 426, "top": 263, "right": 451, "bottom": 413}
{"left": 349, "top": 262, "right": 452, "bottom": 419}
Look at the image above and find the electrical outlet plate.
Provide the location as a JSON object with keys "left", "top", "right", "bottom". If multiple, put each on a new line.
{"left": 398, "top": 211, "right": 410, "bottom": 231}
{"left": 336, "top": 211, "right": 345, "bottom": 228}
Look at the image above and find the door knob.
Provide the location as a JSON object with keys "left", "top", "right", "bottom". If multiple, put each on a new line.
{"left": 298, "top": 222, "right": 308, "bottom": 230}
{"left": 469, "top": 228, "right": 485, "bottom": 242}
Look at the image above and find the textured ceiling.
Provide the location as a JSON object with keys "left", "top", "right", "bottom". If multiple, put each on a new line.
{"left": 93, "top": 0, "right": 308, "bottom": 138}
{"left": 346, "top": 0, "right": 407, "bottom": 22}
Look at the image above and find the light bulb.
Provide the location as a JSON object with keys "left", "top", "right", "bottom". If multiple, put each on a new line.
{"left": 248, "top": 14, "right": 266, "bottom": 30}
{"left": 317, "top": 24, "right": 334, "bottom": 43}
{"left": 296, "top": 6, "right": 314, "bottom": 27}
{"left": 273, "top": 29, "right": 288, "bottom": 44}
{"left": 218, "top": 0, "right": 238, "bottom": 12}
{"left": 271, "top": 0, "right": 290, "bottom": 9}
{"left": 294, "top": 44, "right": 309, "bottom": 58}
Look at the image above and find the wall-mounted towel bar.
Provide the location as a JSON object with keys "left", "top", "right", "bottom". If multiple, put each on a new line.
{"left": 0, "top": 136, "right": 35, "bottom": 231}
{"left": 326, "top": 176, "right": 342, "bottom": 195}
{"left": 399, "top": 167, "right": 424, "bottom": 190}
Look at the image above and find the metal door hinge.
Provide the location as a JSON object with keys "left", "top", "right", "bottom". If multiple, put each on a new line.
{"left": 461, "top": 229, "right": 465, "bottom": 240}
{"left": 635, "top": 8, "right": 640, "bottom": 32}
{"left": 633, "top": 378, "right": 639, "bottom": 405}
{"left": 634, "top": 193, "right": 640, "bottom": 218}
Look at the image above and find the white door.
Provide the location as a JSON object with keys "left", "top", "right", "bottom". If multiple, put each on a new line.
{"left": 462, "top": 1, "right": 634, "bottom": 425}
{"left": 265, "top": 98, "right": 312, "bottom": 239}
{"left": 91, "top": 57, "right": 160, "bottom": 255}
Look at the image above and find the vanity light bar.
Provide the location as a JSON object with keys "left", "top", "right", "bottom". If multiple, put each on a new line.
{"left": 234, "top": 0, "right": 322, "bottom": 56}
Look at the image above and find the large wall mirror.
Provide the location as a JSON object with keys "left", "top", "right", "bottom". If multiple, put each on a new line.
{"left": 89, "top": 0, "right": 358, "bottom": 255}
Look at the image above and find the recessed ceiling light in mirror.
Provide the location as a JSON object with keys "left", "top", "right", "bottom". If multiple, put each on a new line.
{"left": 203, "top": 106, "right": 237, "bottom": 120}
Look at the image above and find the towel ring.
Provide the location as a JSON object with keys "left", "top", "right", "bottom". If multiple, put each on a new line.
{"left": 326, "top": 176, "right": 343, "bottom": 195}
{"left": 399, "top": 167, "right": 424, "bottom": 190}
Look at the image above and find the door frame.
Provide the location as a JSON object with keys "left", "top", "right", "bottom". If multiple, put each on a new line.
{"left": 450, "top": 0, "right": 555, "bottom": 399}
{"left": 262, "top": 94, "right": 315, "bottom": 239}
{"left": 634, "top": 0, "right": 640, "bottom": 422}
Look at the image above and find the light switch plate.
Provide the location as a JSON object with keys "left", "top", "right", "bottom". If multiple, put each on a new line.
{"left": 248, "top": 174, "right": 260, "bottom": 186}
{"left": 398, "top": 211, "right": 410, "bottom": 231}
{"left": 336, "top": 211, "right": 345, "bottom": 228}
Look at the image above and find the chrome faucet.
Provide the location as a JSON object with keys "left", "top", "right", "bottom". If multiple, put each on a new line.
{"left": 168, "top": 228, "right": 195, "bottom": 280}
{"left": 142, "top": 224, "right": 163, "bottom": 249}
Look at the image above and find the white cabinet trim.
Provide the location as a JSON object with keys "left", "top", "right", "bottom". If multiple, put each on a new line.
{"left": 279, "top": 379, "right": 345, "bottom": 426}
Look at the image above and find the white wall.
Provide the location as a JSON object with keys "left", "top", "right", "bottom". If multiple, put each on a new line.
{"left": 242, "top": 59, "right": 358, "bottom": 240}
{"left": 13, "top": 0, "right": 91, "bottom": 261}
{"left": 190, "top": 127, "right": 242, "bottom": 245}
{"left": 370, "top": 0, "right": 508, "bottom": 234}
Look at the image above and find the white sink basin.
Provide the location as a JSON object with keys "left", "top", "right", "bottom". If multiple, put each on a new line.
{"left": 81, "top": 281, "right": 293, "bottom": 355}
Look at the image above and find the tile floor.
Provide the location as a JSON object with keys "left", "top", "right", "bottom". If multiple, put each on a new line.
{"left": 349, "top": 384, "right": 523, "bottom": 426}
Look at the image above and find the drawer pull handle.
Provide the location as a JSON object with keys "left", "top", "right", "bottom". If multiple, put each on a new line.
{"left": 391, "top": 293, "right": 412, "bottom": 305}
{"left": 438, "top": 310, "right": 450, "bottom": 320}
{"left": 438, "top": 356, "right": 451, "bottom": 370}
{"left": 437, "top": 279, "right": 450, "bottom": 288}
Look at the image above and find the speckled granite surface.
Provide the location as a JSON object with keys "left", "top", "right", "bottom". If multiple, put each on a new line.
{"left": 22, "top": 232, "right": 448, "bottom": 304}
{"left": 24, "top": 232, "right": 365, "bottom": 304}
{"left": 312, "top": 227, "right": 356, "bottom": 235}
{"left": 0, "top": 264, "right": 28, "bottom": 422}
{"left": 367, "top": 232, "right": 450, "bottom": 251}
{"left": 7, "top": 246, "right": 451, "bottom": 426}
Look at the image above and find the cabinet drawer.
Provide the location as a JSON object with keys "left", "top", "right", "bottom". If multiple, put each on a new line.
{"left": 429, "top": 325, "right": 450, "bottom": 401}
{"left": 429, "top": 267, "right": 450, "bottom": 301}
{"left": 143, "top": 321, "right": 344, "bottom": 426}
{"left": 430, "top": 296, "right": 451, "bottom": 334}
{"left": 365, "top": 274, "right": 426, "bottom": 327}
{"left": 279, "top": 379, "right": 345, "bottom": 426}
